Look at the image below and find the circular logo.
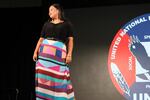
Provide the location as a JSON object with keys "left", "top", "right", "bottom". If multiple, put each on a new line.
{"left": 108, "top": 13, "right": 150, "bottom": 100}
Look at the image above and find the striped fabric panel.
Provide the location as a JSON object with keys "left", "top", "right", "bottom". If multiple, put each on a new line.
{"left": 36, "top": 78, "right": 63, "bottom": 86}
{"left": 36, "top": 88, "right": 74, "bottom": 100}
{"left": 36, "top": 68, "right": 70, "bottom": 80}
{"left": 36, "top": 95, "right": 52, "bottom": 100}
{"left": 36, "top": 65, "right": 70, "bottom": 76}
{"left": 36, "top": 93, "right": 74, "bottom": 100}
{"left": 36, "top": 73, "right": 70, "bottom": 83}
{"left": 38, "top": 56, "right": 66, "bottom": 66}
{"left": 36, "top": 83, "right": 74, "bottom": 94}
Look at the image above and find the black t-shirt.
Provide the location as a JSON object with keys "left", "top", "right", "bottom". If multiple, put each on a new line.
{"left": 40, "top": 20, "right": 74, "bottom": 43}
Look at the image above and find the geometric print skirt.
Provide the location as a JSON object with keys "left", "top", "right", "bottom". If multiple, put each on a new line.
{"left": 35, "top": 39, "right": 75, "bottom": 100}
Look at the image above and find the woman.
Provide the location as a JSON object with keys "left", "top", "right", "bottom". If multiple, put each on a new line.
{"left": 33, "top": 3, "right": 75, "bottom": 100}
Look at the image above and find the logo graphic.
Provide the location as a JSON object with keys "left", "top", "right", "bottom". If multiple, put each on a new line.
{"left": 108, "top": 14, "right": 150, "bottom": 100}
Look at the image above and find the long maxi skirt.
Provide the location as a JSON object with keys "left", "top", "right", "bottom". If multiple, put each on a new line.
{"left": 35, "top": 39, "right": 75, "bottom": 100}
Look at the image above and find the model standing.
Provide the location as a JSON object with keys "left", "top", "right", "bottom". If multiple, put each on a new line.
{"left": 33, "top": 3, "right": 75, "bottom": 100}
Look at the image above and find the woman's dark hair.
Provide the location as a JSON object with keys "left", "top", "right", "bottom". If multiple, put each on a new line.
{"left": 49, "top": 3, "right": 67, "bottom": 21}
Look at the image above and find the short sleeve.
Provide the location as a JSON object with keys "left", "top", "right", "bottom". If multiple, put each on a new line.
{"left": 40, "top": 22, "right": 47, "bottom": 38}
{"left": 66, "top": 21, "right": 75, "bottom": 38}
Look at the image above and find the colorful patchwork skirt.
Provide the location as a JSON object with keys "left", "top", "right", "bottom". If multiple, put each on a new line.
{"left": 35, "top": 39, "right": 75, "bottom": 100}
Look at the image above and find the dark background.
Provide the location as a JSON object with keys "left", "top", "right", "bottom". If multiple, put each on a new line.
{"left": 0, "top": 0, "right": 150, "bottom": 100}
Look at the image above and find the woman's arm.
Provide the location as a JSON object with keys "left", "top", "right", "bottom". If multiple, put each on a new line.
{"left": 66, "top": 37, "right": 74, "bottom": 64}
{"left": 33, "top": 37, "right": 44, "bottom": 61}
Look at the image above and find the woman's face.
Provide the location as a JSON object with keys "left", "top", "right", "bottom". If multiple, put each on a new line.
{"left": 49, "top": 6, "right": 59, "bottom": 19}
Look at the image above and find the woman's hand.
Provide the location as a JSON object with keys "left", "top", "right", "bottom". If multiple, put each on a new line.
{"left": 33, "top": 52, "right": 38, "bottom": 62}
{"left": 66, "top": 55, "right": 72, "bottom": 64}
{"left": 66, "top": 37, "right": 73, "bottom": 64}
{"left": 33, "top": 37, "right": 44, "bottom": 62}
